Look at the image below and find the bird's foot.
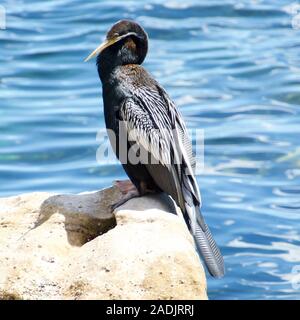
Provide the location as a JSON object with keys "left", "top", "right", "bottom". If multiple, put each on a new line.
{"left": 114, "top": 179, "right": 137, "bottom": 195}
{"left": 111, "top": 180, "right": 140, "bottom": 212}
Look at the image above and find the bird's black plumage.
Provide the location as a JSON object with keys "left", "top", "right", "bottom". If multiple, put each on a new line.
{"left": 88, "top": 20, "right": 224, "bottom": 278}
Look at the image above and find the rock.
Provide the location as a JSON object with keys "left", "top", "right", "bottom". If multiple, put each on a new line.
{"left": 0, "top": 187, "right": 207, "bottom": 300}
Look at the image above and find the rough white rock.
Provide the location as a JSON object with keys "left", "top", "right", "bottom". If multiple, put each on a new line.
{"left": 0, "top": 187, "right": 207, "bottom": 300}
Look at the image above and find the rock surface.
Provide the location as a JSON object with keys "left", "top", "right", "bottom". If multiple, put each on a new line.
{"left": 0, "top": 187, "right": 207, "bottom": 300}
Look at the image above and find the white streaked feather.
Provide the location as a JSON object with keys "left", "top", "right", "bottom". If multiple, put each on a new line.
{"left": 121, "top": 84, "right": 202, "bottom": 215}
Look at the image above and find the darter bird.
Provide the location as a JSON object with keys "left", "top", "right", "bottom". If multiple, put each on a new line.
{"left": 85, "top": 20, "right": 225, "bottom": 278}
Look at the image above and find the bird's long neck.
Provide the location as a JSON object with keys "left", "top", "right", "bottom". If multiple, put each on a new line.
{"left": 97, "top": 53, "right": 118, "bottom": 84}
{"left": 97, "top": 57, "right": 129, "bottom": 132}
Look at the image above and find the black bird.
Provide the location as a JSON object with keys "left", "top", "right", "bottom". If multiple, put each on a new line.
{"left": 85, "top": 20, "right": 225, "bottom": 278}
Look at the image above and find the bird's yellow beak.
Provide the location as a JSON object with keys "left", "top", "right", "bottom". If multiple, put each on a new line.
{"left": 84, "top": 32, "right": 138, "bottom": 62}
{"left": 84, "top": 38, "right": 120, "bottom": 62}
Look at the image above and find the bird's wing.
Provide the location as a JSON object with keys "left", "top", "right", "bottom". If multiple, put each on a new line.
{"left": 120, "top": 84, "right": 201, "bottom": 227}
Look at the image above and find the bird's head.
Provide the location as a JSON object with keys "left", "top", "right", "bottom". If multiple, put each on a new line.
{"left": 85, "top": 20, "right": 148, "bottom": 67}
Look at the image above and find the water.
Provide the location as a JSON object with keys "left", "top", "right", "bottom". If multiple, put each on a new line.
{"left": 1, "top": 0, "right": 300, "bottom": 300}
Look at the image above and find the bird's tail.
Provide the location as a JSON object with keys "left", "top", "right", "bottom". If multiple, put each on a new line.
{"left": 185, "top": 204, "right": 225, "bottom": 278}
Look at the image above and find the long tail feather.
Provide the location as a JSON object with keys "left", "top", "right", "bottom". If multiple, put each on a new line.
{"left": 186, "top": 205, "right": 225, "bottom": 278}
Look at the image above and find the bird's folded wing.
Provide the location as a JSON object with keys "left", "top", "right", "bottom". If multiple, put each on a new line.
{"left": 119, "top": 85, "right": 201, "bottom": 216}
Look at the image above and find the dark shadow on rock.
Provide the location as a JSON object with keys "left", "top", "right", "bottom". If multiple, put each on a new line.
{"left": 34, "top": 187, "right": 121, "bottom": 247}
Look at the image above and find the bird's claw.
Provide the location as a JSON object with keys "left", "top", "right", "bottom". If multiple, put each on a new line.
{"left": 110, "top": 189, "right": 140, "bottom": 213}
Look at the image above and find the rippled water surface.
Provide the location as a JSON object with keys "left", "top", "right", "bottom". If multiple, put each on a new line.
{"left": 1, "top": 0, "right": 300, "bottom": 299}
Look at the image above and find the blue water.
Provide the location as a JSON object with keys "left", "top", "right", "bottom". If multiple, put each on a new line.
{"left": 1, "top": 0, "right": 300, "bottom": 300}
